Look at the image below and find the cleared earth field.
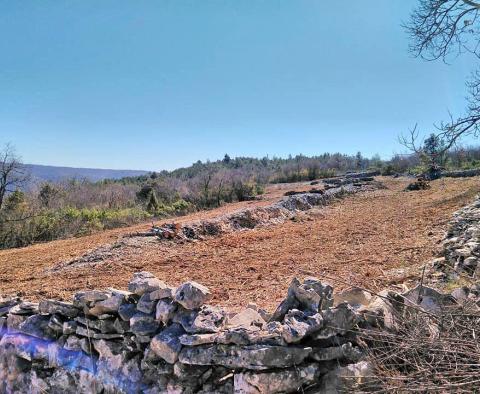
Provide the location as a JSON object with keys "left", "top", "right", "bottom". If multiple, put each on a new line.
{"left": 1, "top": 176, "right": 479, "bottom": 311}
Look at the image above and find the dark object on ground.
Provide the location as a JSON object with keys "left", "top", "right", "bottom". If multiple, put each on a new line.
{"left": 405, "top": 178, "right": 430, "bottom": 191}
{"left": 442, "top": 168, "right": 480, "bottom": 178}
{"left": 310, "top": 181, "right": 320, "bottom": 186}
{"left": 284, "top": 189, "right": 324, "bottom": 197}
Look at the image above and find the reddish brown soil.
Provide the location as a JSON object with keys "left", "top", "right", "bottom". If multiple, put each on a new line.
{"left": 1, "top": 177, "right": 479, "bottom": 311}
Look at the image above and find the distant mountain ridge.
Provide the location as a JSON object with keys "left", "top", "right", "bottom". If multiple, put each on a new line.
{"left": 25, "top": 164, "right": 149, "bottom": 184}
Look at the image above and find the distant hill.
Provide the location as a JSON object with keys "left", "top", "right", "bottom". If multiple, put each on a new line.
{"left": 25, "top": 164, "right": 150, "bottom": 184}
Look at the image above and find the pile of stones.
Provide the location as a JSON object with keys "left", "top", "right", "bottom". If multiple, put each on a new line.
{"left": 432, "top": 196, "right": 480, "bottom": 280}
{"left": 0, "top": 274, "right": 369, "bottom": 393}
{"left": 153, "top": 180, "right": 382, "bottom": 242}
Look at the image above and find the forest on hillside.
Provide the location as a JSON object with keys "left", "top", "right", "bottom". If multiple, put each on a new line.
{"left": 2, "top": 142, "right": 480, "bottom": 249}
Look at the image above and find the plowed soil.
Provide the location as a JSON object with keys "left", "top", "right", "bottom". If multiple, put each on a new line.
{"left": 1, "top": 177, "right": 479, "bottom": 311}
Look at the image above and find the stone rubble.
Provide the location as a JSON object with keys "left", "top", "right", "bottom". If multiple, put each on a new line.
{"left": 431, "top": 195, "right": 480, "bottom": 281}
{"left": 0, "top": 274, "right": 369, "bottom": 393}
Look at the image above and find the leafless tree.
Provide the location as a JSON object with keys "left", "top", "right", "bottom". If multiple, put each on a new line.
{"left": 402, "top": 0, "right": 480, "bottom": 156}
{"left": 0, "top": 143, "right": 28, "bottom": 210}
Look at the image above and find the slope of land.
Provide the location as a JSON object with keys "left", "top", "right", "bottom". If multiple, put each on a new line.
{"left": 1, "top": 177, "right": 479, "bottom": 311}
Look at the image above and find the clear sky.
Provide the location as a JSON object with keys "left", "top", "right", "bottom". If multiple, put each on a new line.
{"left": 0, "top": 1, "right": 474, "bottom": 170}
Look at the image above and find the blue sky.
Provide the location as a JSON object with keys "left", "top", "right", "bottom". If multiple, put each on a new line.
{"left": 0, "top": 1, "right": 474, "bottom": 170}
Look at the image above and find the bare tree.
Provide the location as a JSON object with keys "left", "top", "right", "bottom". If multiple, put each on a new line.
{"left": 0, "top": 144, "right": 28, "bottom": 210}
{"left": 402, "top": 0, "right": 480, "bottom": 155}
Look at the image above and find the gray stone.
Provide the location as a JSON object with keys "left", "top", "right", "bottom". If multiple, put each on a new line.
{"left": 18, "top": 315, "right": 56, "bottom": 339}
{"left": 313, "top": 303, "right": 358, "bottom": 340}
{"left": 155, "top": 299, "right": 177, "bottom": 324}
{"left": 39, "top": 300, "right": 79, "bottom": 318}
{"left": 179, "top": 344, "right": 312, "bottom": 370}
{"left": 118, "top": 303, "right": 137, "bottom": 321}
{"left": 128, "top": 272, "right": 167, "bottom": 296}
{"left": 174, "top": 281, "right": 212, "bottom": 310}
{"left": 281, "top": 309, "right": 323, "bottom": 344}
{"left": 172, "top": 307, "right": 198, "bottom": 333}
{"left": 270, "top": 277, "right": 333, "bottom": 322}
{"left": 233, "top": 363, "right": 321, "bottom": 393}
{"left": 87, "top": 294, "right": 125, "bottom": 316}
{"left": 311, "top": 342, "right": 363, "bottom": 362}
{"left": 179, "top": 333, "right": 218, "bottom": 346}
{"left": 82, "top": 290, "right": 109, "bottom": 303}
{"left": 228, "top": 309, "right": 265, "bottom": 330}
{"left": 137, "top": 292, "right": 159, "bottom": 314}
{"left": 150, "top": 323, "right": 186, "bottom": 364}
{"left": 191, "top": 305, "right": 227, "bottom": 333}
{"left": 63, "top": 321, "right": 78, "bottom": 335}
{"left": 130, "top": 312, "right": 160, "bottom": 336}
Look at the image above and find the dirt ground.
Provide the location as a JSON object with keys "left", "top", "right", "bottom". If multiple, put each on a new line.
{"left": 1, "top": 177, "right": 479, "bottom": 311}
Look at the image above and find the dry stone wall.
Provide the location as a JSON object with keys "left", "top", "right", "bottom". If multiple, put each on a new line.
{"left": 432, "top": 196, "right": 480, "bottom": 280}
{"left": 0, "top": 274, "right": 368, "bottom": 393}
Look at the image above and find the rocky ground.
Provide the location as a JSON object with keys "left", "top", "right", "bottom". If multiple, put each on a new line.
{"left": 1, "top": 176, "right": 479, "bottom": 311}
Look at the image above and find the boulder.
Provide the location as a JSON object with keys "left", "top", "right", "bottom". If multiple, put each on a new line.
{"left": 312, "top": 303, "right": 358, "bottom": 340}
{"left": 233, "top": 363, "right": 321, "bottom": 394}
{"left": 319, "top": 361, "right": 373, "bottom": 393}
{"left": 150, "top": 323, "right": 186, "bottom": 364}
{"left": 179, "top": 344, "right": 312, "bottom": 371}
{"left": 270, "top": 278, "right": 333, "bottom": 322}
{"left": 191, "top": 305, "right": 227, "bottom": 333}
{"left": 87, "top": 294, "right": 125, "bottom": 317}
{"left": 130, "top": 313, "right": 160, "bottom": 337}
{"left": 155, "top": 299, "right": 177, "bottom": 324}
{"left": 118, "top": 303, "right": 137, "bottom": 322}
{"left": 228, "top": 309, "right": 265, "bottom": 330}
{"left": 334, "top": 288, "right": 372, "bottom": 309}
{"left": 281, "top": 310, "right": 323, "bottom": 344}
{"left": 174, "top": 282, "right": 212, "bottom": 310}
{"left": 136, "top": 292, "right": 158, "bottom": 314}
{"left": 128, "top": 272, "right": 167, "bottom": 296}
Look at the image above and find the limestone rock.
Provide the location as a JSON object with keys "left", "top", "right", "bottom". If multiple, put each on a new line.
{"left": 228, "top": 309, "right": 265, "bottom": 330}
{"left": 312, "top": 303, "right": 358, "bottom": 339}
{"left": 150, "top": 323, "right": 186, "bottom": 364}
{"left": 233, "top": 363, "right": 321, "bottom": 393}
{"left": 155, "top": 299, "right": 177, "bottom": 324}
{"left": 270, "top": 277, "right": 333, "bottom": 322}
{"left": 191, "top": 305, "right": 227, "bottom": 333}
{"left": 175, "top": 281, "right": 212, "bottom": 310}
{"left": 130, "top": 312, "right": 160, "bottom": 337}
{"left": 179, "top": 333, "right": 218, "bottom": 346}
{"left": 118, "top": 303, "right": 137, "bottom": 321}
{"left": 137, "top": 292, "right": 159, "bottom": 314}
{"left": 179, "top": 344, "right": 312, "bottom": 371}
{"left": 128, "top": 272, "right": 167, "bottom": 296}
{"left": 334, "top": 287, "right": 372, "bottom": 309}
{"left": 87, "top": 294, "right": 125, "bottom": 316}
{"left": 281, "top": 309, "right": 323, "bottom": 344}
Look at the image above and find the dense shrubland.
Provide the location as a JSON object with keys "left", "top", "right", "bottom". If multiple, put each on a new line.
{"left": 2, "top": 147, "right": 480, "bottom": 249}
